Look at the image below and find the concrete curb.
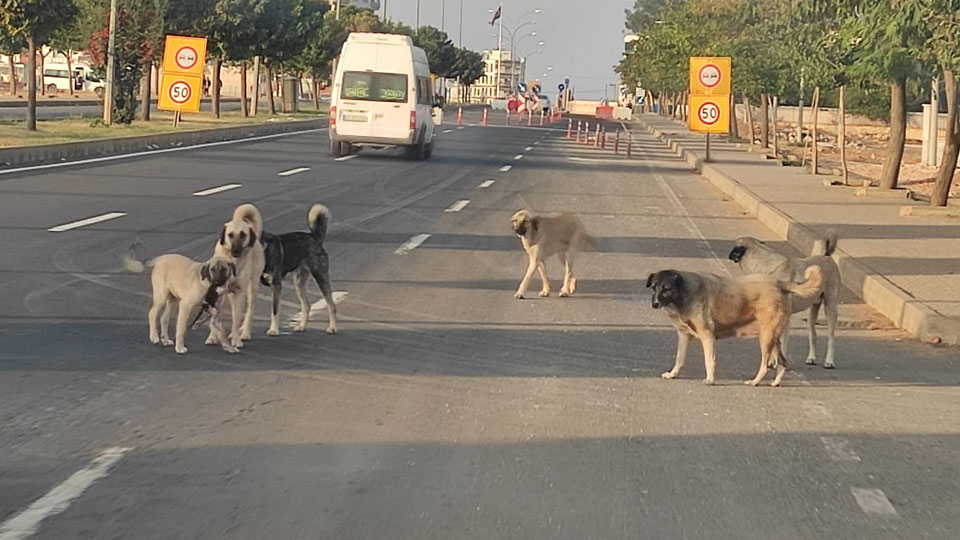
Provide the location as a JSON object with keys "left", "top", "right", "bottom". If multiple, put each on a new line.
{"left": 0, "top": 97, "right": 242, "bottom": 108}
{"left": 0, "top": 118, "right": 325, "bottom": 169}
{"left": 638, "top": 118, "right": 960, "bottom": 346}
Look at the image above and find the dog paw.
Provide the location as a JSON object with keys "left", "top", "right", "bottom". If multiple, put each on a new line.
{"left": 326, "top": 326, "right": 338, "bottom": 335}
{"left": 770, "top": 380, "right": 782, "bottom": 388}
{"left": 150, "top": 335, "right": 160, "bottom": 345}
{"left": 805, "top": 358, "right": 817, "bottom": 366}
{"left": 514, "top": 292, "right": 525, "bottom": 300}
{"left": 205, "top": 335, "right": 218, "bottom": 345}
{"left": 222, "top": 345, "right": 240, "bottom": 354}
{"left": 240, "top": 331, "right": 252, "bottom": 341}
{"left": 702, "top": 378, "right": 715, "bottom": 386}
{"left": 744, "top": 379, "right": 760, "bottom": 386}
{"left": 559, "top": 289, "right": 570, "bottom": 298}
{"left": 230, "top": 337, "right": 244, "bottom": 349}
{"left": 823, "top": 362, "right": 835, "bottom": 369}
{"left": 661, "top": 371, "right": 677, "bottom": 380}
{"left": 293, "top": 324, "right": 307, "bottom": 332}
{"left": 175, "top": 346, "right": 187, "bottom": 354}
{"left": 161, "top": 338, "right": 174, "bottom": 347}
{"left": 267, "top": 328, "right": 280, "bottom": 337}
{"left": 539, "top": 290, "right": 550, "bottom": 297}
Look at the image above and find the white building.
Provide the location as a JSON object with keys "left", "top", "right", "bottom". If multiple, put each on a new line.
{"left": 329, "top": 0, "right": 380, "bottom": 10}
{"left": 449, "top": 49, "right": 524, "bottom": 104}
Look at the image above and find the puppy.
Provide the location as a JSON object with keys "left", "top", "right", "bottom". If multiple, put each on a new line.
{"left": 211, "top": 203, "right": 266, "bottom": 347}
{"left": 646, "top": 266, "right": 823, "bottom": 387}
{"left": 729, "top": 230, "right": 840, "bottom": 368}
{"left": 260, "top": 204, "right": 338, "bottom": 335}
{"left": 510, "top": 210, "right": 592, "bottom": 299}
{"left": 190, "top": 277, "right": 242, "bottom": 352}
{"left": 124, "top": 246, "right": 238, "bottom": 354}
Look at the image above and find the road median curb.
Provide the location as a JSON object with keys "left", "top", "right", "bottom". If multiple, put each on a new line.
{"left": 638, "top": 118, "right": 960, "bottom": 346}
{"left": 0, "top": 118, "right": 324, "bottom": 170}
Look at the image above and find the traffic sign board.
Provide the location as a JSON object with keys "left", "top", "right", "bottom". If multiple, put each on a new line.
{"left": 558, "top": 83, "right": 565, "bottom": 92}
{"left": 518, "top": 82, "right": 527, "bottom": 93}
{"left": 689, "top": 57, "right": 730, "bottom": 95}
{"left": 689, "top": 94, "right": 728, "bottom": 133}
{"left": 158, "top": 73, "right": 202, "bottom": 112}
{"left": 162, "top": 35, "right": 207, "bottom": 77}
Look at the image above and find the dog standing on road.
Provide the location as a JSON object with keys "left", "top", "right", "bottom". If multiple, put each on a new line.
{"left": 647, "top": 266, "right": 823, "bottom": 387}
{"left": 124, "top": 246, "right": 238, "bottom": 354}
{"left": 212, "top": 203, "right": 266, "bottom": 347}
{"left": 728, "top": 230, "right": 840, "bottom": 368}
{"left": 260, "top": 204, "right": 338, "bottom": 335}
{"left": 511, "top": 210, "right": 592, "bottom": 299}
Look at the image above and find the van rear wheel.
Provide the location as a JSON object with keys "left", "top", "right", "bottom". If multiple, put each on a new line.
{"left": 330, "top": 139, "right": 344, "bottom": 157}
{"left": 407, "top": 131, "right": 426, "bottom": 161}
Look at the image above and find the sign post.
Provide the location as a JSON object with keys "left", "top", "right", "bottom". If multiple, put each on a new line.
{"left": 158, "top": 35, "right": 208, "bottom": 123}
{"left": 688, "top": 56, "right": 731, "bottom": 162}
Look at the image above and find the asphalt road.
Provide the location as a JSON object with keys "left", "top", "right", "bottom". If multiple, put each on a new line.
{"left": 1, "top": 108, "right": 958, "bottom": 539}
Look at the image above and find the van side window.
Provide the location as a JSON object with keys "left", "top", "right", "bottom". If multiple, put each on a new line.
{"left": 416, "top": 76, "right": 432, "bottom": 106}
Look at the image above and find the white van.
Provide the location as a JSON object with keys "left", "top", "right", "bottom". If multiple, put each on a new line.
{"left": 42, "top": 64, "right": 105, "bottom": 96}
{"left": 330, "top": 33, "right": 440, "bottom": 160}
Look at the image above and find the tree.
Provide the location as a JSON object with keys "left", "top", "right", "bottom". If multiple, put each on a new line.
{"left": 413, "top": 26, "right": 456, "bottom": 78}
{"left": 922, "top": 0, "right": 960, "bottom": 206}
{"left": 0, "top": 0, "right": 79, "bottom": 130}
{"left": 0, "top": 32, "right": 25, "bottom": 97}
{"left": 452, "top": 47, "right": 483, "bottom": 102}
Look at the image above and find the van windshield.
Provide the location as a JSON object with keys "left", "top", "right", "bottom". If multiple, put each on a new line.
{"left": 341, "top": 72, "right": 408, "bottom": 103}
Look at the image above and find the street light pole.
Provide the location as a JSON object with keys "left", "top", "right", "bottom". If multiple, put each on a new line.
{"left": 459, "top": 0, "right": 463, "bottom": 47}
{"left": 102, "top": 0, "right": 118, "bottom": 125}
{"left": 441, "top": 0, "right": 445, "bottom": 32}
{"left": 416, "top": 0, "right": 421, "bottom": 31}
{"left": 335, "top": 0, "right": 340, "bottom": 19}
{"left": 496, "top": 4, "right": 503, "bottom": 99}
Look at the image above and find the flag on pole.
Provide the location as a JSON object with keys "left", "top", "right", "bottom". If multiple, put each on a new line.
{"left": 490, "top": 5, "right": 501, "bottom": 25}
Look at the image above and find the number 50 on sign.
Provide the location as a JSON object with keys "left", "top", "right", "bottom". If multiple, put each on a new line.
{"left": 158, "top": 74, "right": 203, "bottom": 112}
{"left": 689, "top": 94, "right": 729, "bottom": 133}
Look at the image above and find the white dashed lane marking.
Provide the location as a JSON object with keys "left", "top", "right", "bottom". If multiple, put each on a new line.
{"left": 851, "top": 488, "right": 899, "bottom": 518}
{"left": 278, "top": 167, "right": 310, "bottom": 176}
{"left": 444, "top": 200, "right": 471, "bottom": 213}
{"left": 499, "top": 165, "right": 512, "bottom": 172}
{"left": 48, "top": 212, "right": 126, "bottom": 233}
{"left": 479, "top": 180, "right": 495, "bottom": 188}
{"left": 394, "top": 234, "right": 431, "bottom": 255}
{"left": 0, "top": 447, "right": 132, "bottom": 540}
{"left": 193, "top": 183, "right": 242, "bottom": 196}
{"left": 288, "top": 291, "right": 350, "bottom": 327}
{"left": 334, "top": 155, "right": 358, "bottom": 162}
{"left": 514, "top": 154, "right": 524, "bottom": 160}
{"left": 524, "top": 146, "right": 533, "bottom": 151}
{"left": 443, "top": 129, "right": 453, "bottom": 133}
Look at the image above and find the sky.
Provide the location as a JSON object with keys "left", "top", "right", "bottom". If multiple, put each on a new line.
{"left": 378, "top": 0, "right": 635, "bottom": 99}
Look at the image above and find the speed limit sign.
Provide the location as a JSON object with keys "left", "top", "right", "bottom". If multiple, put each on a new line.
{"left": 158, "top": 73, "right": 202, "bottom": 112}
{"left": 689, "top": 95, "right": 728, "bottom": 133}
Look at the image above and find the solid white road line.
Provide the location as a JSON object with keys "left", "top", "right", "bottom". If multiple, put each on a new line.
{"left": 0, "top": 128, "right": 325, "bottom": 178}
{"left": 820, "top": 437, "right": 861, "bottom": 462}
{"left": 499, "top": 165, "right": 512, "bottom": 172}
{"left": 193, "top": 183, "right": 242, "bottom": 196}
{"left": 278, "top": 167, "right": 310, "bottom": 177}
{"left": 0, "top": 447, "right": 132, "bottom": 540}
{"left": 533, "top": 141, "right": 540, "bottom": 145}
{"left": 288, "top": 291, "right": 350, "bottom": 326}
{"left": 48, "top": 212, "right": 126, "bottom": 233}
{"left": 513, "top": 154, "right": 524, "bottom": 160}
{"left": 524, "top": 146, "right": 533, "bottom": 151}
{"left": 334, "top": 155, "right": 358, "bottom": 162}
{"left": 478, "top": 180, "right": 495, "bottom": 188}
{"left": 850, "top": 488, "right": 899, "bottom": 518}
{"left": 444, "top": 200, "right": 471, "bottom": 213}
{"left": 568, "top": 156, "right": 632, "bottom": 164}
{"left": 443, "top": 129, "right": 453, "bottom": 133}
{"left": 395, "top": 234, "right": 431, "bottom": 255}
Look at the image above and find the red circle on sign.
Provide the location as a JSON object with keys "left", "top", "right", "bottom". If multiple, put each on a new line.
{"left": 169, "top": 80, "right": 192, "bottom": 104}
{"left": 698, "top": 101, "right": 720, "bottom": 125}
{"left": 698, "top": 63, "right": 722, "bottom": 88}
{"left": 175, "top": 46, "right": 199, "bottom": 70}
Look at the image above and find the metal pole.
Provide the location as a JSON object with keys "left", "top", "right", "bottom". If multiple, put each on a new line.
{"left": 496, "top": 4, "right": 503, "bottom": 99}
{"left": 705, "top": 133, "right": 711, "bottom": 162}
{"left": 416, "top": 0, "right": 421, "bottom": 31}
{"left": 441, "top": 0, "right": 446, "bottom": 32}
{"left": 102, "top": 0, "right": 118, "bottom": 125}
{"left": 459, "top": 0, "right": 463, "bottom": 47}
{"left": 382, "top": 0, "right": 387, "bottom": 21}
{"left": 336, "top": 0, "right": 341, "bottom": 19}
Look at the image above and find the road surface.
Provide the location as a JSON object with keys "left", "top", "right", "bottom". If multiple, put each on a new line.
{"left": 1, "top": 109, "right": 958, "bottom": 539}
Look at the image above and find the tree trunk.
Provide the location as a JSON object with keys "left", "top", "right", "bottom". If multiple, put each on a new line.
{"left": 212, "top": 58, "right": 222, "bottom": 119}
{"left": 67, "top": 52, "right": 74, "bottom": 96}
{"left": 312, "top": 76, "right": 320, "bottom": 110}
{"left": 811, "top": 86, "right": 821, "bottom": 175}
{"left": 681, "top": 91, "right": 688, "bottom": 121}
{"left": 759, "top": 93, "right": 769, "bottom": 148}
{"left": 251, "top": 56, "right": 261, "bottom": 116}
{"left": 932, "top": 70, "right": 959, "bottom": 206}
{"left": 140, "top": 60, "right": 151, "bottom": 121}
{"left": 771, "top": 95, "right": 779, "bottom": 156}
{"left": 39, "top": 50, "right": 45, "bottom": 95}
{"left": 26, "top": 35, "right": 37, "bottom": 131}
{"left": 839, "top": 85, "right": 849, "bottom": 185}
{"left": 240, "top": 62, "right": 248, "bottom": 117}
{"left": 267, "top": 65, "right": 276, "bottom": 115}
{"left": 729, "top": 94, "right": 739, "bottom": 139}
{"left": 880, "top": 77, "right": 907, "bottom": 189}
{"left": 8, "top": 55, "right": 16, "bottom": 96}
{"left": 744, "top": 94, "right": 755, "bottom": 145}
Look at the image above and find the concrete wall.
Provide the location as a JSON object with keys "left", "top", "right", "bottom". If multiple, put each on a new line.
{"left": 736, "top": 104, "right": 944, "bottom": 133}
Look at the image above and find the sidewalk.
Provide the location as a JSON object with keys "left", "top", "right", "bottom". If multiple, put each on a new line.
{"left": 633, "top": 114, "right": 960, "bottom": 346}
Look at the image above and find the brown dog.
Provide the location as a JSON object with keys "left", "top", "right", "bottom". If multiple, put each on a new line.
{"left": 647, "top": 266, "right": 823, "bottom": 387}
{"left": 510, "top": 210, "right": 591, "bottom": 299}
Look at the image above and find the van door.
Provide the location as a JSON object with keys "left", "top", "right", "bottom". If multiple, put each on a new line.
{"left": 369, "top": 72, "right": 411, "bottom": 141}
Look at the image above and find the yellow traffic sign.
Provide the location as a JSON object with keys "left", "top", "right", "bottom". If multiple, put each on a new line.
{"left": 689, "top": 94, "right": 729, "bottom": 133}
{"left": 689, "top": 57, "right": 731, "bottom": 95}
{"left": 162, "top": 35, "right": 207, "bottom": 77}
{"left": 158, "top": 73, "right": 203, "bottom": 112}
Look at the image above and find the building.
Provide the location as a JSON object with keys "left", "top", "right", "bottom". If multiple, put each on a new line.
{"left": 449, "top": 49, "right": 524, "bottom": 104}
{"left": 329, "top": 0, "right": 380, "bottom": 10}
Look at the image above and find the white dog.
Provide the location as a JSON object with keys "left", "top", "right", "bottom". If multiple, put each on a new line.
{"left": 210, "top": 203, "right": 266, "bottom": 347}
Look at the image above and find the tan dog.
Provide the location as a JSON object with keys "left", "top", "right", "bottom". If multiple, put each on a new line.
{"left": 510, "top": 210, "right": 591, "bottom": 299}
{"left": 211, "top": 203, "right": 266, "bottom": 347}
{"left": 646, "top": 266, "right": 823, "bottom": 387}
{"left": 124, "top": 248, "right": 238, "bottom": 355}
{"left": 729, "top": 230, "right": 840, "bottom": 368}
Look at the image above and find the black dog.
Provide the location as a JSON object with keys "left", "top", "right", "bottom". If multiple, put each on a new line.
{"left": 260, "top": 204, "right": 339, "bottom": 335}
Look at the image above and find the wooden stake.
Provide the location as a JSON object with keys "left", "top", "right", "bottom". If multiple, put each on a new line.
{"left": 811, "top": 86, "right": 821, "bottom": 175}
{"left": 839, "top": 85, "right": 849, "bottom": 185}
{"left": 744, "top": 94, "right": 755, "bottom": 146}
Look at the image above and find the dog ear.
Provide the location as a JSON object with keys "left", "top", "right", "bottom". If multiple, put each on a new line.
{"left": 646, "top": 273, "right": 655, "bottom": 288}
{"left": 200, "top": 263, "right": 211, "bottom": 281}
{"left": 219, "top": 226, "right": 226, "bottom": 246}
{"left": 673, "top": 272, "right": 684, "bottom": 290}
{"left": 248, "top": 230, "right": 257, "bottom": 247}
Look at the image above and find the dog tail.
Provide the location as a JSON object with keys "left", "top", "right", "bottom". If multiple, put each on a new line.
{"left": 822, "top": 229, "right": 839, "bottom": 257}
{"left": 233, "top": 203, "right": 263, "bottom": 236}
{"left": 779, "top": 266, "right": 823, "bottom": 299}
{"left": 308, "top": 204, "right": 330, "bottom": 243}
{"left": 123, "top": 239, "right": 149, "bottom": 273}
